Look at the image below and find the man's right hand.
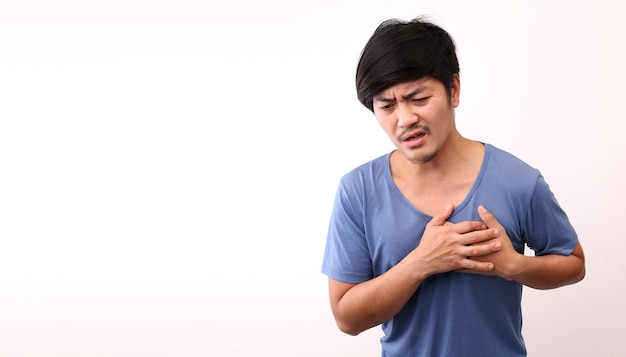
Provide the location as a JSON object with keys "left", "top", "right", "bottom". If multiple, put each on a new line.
{"left": 406, "top": 204, "right": 502, "bottom": 277}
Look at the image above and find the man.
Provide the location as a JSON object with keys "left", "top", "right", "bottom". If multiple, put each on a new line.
{"left": 321, "top": 17, "right": 585, "bottom": 356}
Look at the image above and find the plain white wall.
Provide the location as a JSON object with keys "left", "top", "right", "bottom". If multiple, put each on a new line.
{"left": 0, "top": 1, "right": 624, "bottom": 356}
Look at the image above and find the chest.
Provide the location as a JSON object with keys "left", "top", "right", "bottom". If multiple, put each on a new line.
{"left": 363, "top": 179, "right": 526, "bottom": 274}
{"left": 393, "top": 176, "right": 476, "bottom": 217}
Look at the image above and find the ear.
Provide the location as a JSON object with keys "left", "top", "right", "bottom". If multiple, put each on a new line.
{"left": 450, "top": 73, "right": 460, "bottom": 108}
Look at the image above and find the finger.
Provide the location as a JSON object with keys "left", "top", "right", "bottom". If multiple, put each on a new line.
{"left": 462, "top": 228, "right": 500, "bottom": 246}
{"left": 463, "top": 240, "right": 502, "bottom": 257}
{"left": 450, "top": 220, "right": 488, "bottom": 234}
{"left": 458, "top": 260, "right": 495, "bottom": 272}
{"left": 428, "top": 204, "right": 454, "bottom": 227}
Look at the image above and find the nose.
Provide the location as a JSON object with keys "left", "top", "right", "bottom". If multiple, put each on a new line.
{"left": 396, "top": 103, "right": 419, "bottom": 128}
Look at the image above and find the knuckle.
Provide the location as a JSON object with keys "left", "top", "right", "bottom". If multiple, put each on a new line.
{"left": 466, "top": 232, "right": 481, "bottom": 244}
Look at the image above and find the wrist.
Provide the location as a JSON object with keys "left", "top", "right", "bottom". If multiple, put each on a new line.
{"left": 501, "top": 254, "right": 528, "bottom": 282}
{"left": 399, "top": 254, "right": 434, "bottom": 286}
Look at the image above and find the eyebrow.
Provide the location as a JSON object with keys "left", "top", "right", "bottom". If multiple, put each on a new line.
{"left": 373, "top": 86, "right": 427, "bottom": 103}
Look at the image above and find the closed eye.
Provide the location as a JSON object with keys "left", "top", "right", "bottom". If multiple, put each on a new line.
{"left": 413, "top": 96, "right": 431, "bottom": 104}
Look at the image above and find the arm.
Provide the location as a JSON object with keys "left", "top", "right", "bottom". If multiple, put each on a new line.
{"left": 328, "top": 205, "right": 503, "bottom": 335}
{"left": 508, "top": 242, "right": 585, "bottom": 289}
{"left": 466, "top": 205, "right": 585, "bottom": 290}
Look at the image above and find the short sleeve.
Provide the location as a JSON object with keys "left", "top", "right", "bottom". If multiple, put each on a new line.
{"left": 321, "top": 178, "right": 374, "bottom": 284}
{"left": 525, "top": 174, "right": 579, "bottom": 256}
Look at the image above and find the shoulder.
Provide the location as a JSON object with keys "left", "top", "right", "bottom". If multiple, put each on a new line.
{"left": 484, "top": 144, "right": 540, "bottom": 180}
{"left": 339, "top": 152, "right": 390, "bottom": 188}
{"left": 480, "top": 144, "right": 543, "bottom": 203}
{"left": 333, "top": 152, "right": 392, "bottom": 211}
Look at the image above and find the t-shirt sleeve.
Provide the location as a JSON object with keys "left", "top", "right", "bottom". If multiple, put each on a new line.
{"left": 525, "top": 174, "right": 579, "bottom": 256}
{"left": 321, "top": 178, "right": 374, "bottom": 284}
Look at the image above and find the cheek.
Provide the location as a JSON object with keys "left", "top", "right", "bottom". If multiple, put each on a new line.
{"left": 426, "top": 104, "right": 453, "bottom": 127}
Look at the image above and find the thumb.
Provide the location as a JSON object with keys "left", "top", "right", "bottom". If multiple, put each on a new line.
{"left": 478, "top": 205, "right": 499, "bottom": 228}
{"left": 428, "top": 204, "right": 454, "bottom": 227}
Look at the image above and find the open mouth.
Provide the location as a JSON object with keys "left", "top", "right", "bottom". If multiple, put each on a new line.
{"left": 402, "top": 132, "right": 425, "bottom": 141}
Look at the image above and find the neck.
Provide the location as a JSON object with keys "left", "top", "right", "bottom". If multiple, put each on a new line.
{"left": 392, "top": 134, "right": 483, "bottom": 180}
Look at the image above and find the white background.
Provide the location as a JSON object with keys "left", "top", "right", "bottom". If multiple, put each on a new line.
{"left": 0, "top": 1, "right": 624, "bottom": 356}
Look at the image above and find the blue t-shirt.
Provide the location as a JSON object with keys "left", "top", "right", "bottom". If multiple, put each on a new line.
{"left": 322, "top": 143, "right": 578, "bottom": 357}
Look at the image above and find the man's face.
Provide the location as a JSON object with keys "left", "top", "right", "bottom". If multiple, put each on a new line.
{"left": 372, "top": 76, "right": 460, "bottom": 164}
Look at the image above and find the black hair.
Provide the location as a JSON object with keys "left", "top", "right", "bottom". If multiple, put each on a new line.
{"left": 355, "top": 17, "right": 460, "bottom": 111}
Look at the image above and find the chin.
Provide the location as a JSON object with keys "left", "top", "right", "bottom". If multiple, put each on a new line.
{"left": 404, "top": 150, "right": 436, "bottom": 165}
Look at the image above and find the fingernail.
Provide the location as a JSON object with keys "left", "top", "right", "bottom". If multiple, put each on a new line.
{"left": 493, "top": 229, "right": 499, "bottom": 236}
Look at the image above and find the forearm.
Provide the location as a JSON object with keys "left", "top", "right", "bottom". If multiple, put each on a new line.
{"left": 507, "top": 243, "right": 585, "bottom": 290}
{"left": 331, "top": 260, "right": 429, "bottom": 335}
